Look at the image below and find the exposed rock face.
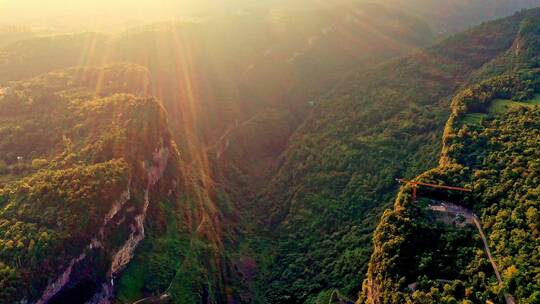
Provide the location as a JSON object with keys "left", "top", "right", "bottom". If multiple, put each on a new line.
{"left": 90, "top": 147, "right": 170, "bottom": 304}
{"left": 34, "top": 146, "right": 171, "bottom": 304}
{"left": 89, "top": 190, "right": 150, "bottom": 304}
{"left": 35, "top": 251, "right": 89, "bottom": 304}
{"left": 35, "top": 189, "right": 131, "bottom": 304}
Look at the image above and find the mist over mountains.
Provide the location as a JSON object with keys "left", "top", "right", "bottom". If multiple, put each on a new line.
{"left": 0, "top": 1, "right": 538, "bottom": 304}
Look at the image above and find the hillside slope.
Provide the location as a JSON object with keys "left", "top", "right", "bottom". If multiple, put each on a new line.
{"left": 248, "top": 8, "right": 540, "bottom": 304}
{"left": 361, "top": 12, "right": 540, "bottom": 304}
{"left": 1, "top": 4, "right": 539, "bottom": 304}
{"left": 0, "top": 4, "right": 439, "bottom": 303}
{"left": 0, "top": 3, "right": 436, "bottom": 215}
{"left": 0, "top": 64, "right": 193, "bottom": 303}
{"left": 381, "top": 0, "right": 540, "bottom": 35}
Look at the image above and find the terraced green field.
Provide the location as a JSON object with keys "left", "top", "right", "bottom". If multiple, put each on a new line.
{"left": 463, "top": 94, "right": 540, "bottom": 124}
{"left": 490, "top": 94, "right": 540, "bottom": 113}
{"left": 462, "top": 112, "right": 487, "bottom": 124}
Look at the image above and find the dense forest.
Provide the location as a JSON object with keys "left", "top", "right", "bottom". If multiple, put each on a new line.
{"left": 247, "top": 8, "right": 540, "bottom": 304}
{"left": 360, "top": 14, "right": 540, "bottom": 304}
{"left": 0, "top": 2, "right": 539, "bottom": 304}
{"left": 0, "top": 64, "right": 193, "bottom": 303}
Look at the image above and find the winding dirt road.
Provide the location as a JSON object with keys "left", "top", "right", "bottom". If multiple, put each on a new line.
{"left": 472, "top": 216, "right": 515, "bottom": 304}
{"left": 428, "top": 202, "right": 515, "bottom": 304}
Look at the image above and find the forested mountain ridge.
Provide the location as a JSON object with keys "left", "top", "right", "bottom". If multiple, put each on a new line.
{"left": 0, "top": 64, "right": 152, "bottom": 183}
{"left": 0, "top": 4, "right": 437, "bottom": 304}
{"left": 0, "top": 64, "right": 188, "bottom": 303}
{"left": 378, "top": 0, "right": 540, "bottom": 35}
{"left": 0, "top": 26, "right": 37, "bottom": 48}
{"left": 360, "top": 12, "right": 540, "bottom": 304}
{"left": 249, "top": 8, "right": 540, "bottom": 304}
{"left": 1, "top": 0, "right": 538, "bottom": 35}
{"left": 0, "top": 3, "right": 436, "bottom": 199}
{"left": 0, "top": 3, "right": 539, "bottom": 304}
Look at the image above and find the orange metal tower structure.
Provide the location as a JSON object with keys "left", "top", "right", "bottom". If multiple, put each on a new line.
{"left": 396, "top": 178, "right": 472, "bottom": 201}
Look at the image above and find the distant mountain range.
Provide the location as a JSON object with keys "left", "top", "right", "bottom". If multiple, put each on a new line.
{"left": 0, "top": 3, "right": 538, "bottom": 304}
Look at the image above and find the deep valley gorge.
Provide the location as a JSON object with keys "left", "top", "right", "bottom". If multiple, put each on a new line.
{"left": 0, "top": 1, "right": 539, "bottom": 304}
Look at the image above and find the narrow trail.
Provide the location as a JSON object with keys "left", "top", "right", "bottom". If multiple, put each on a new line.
{"left": 205, "top": 114, "right": 259, "bottom": 156}
{"left": 472, "top": 216, "right": 502, "bottom": 283}
{"left": 182, "top": 114, "right": 260, "bottom": 173}
{"left": 472, "top": 216, "right": 515, "bottom": 304}
{"left": 428, "top": 202, "right": 515, "bottom": 304}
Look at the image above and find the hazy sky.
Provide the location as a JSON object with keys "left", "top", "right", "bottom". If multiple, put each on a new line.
{"left": 0, "top": 0, "right": 288, "bottom": 19}
{"left": 0, "top": 0, "right": 286, "bottom": 29}
{"left": 1, "top": 0, "right": 538, "bottom": 32}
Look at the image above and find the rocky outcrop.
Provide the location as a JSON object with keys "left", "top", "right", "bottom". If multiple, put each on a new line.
{"left": 90, "top": 147, "right": 170, "bottom": 304}
{"left": 34, "top": 145, "right": 171, "bottom": 304}
{"left": 89, "top": 189, "right": 150, "bottom": 304}
{"left": 35, "top": 189, "right": 131, "bottom": 304}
